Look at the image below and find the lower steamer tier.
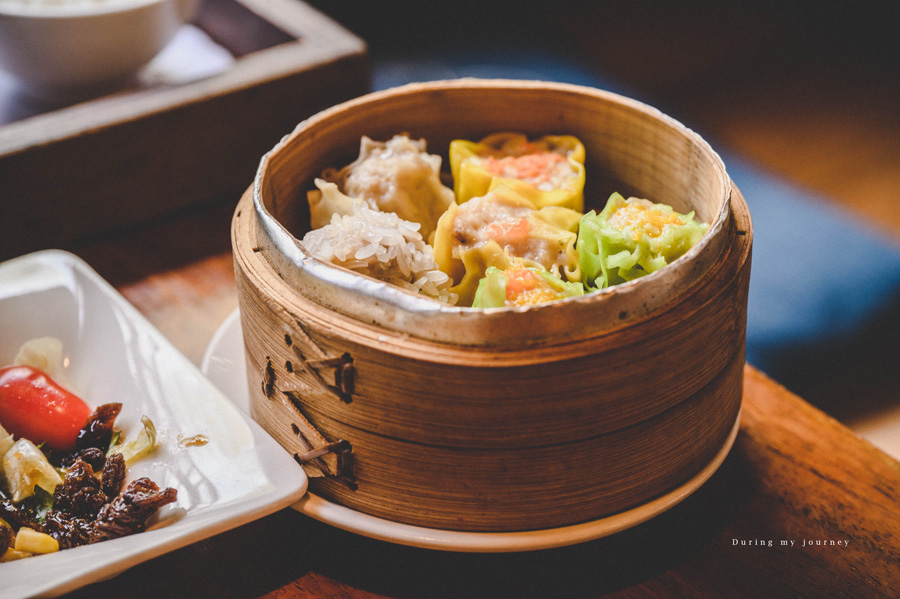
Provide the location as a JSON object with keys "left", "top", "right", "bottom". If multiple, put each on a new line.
{"left": 230, "top": 184, "right": 751, "bottom": 533}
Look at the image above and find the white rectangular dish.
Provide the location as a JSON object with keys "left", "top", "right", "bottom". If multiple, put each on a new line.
{"left": 0, "top": 250, "right": 307, "bottom": 599}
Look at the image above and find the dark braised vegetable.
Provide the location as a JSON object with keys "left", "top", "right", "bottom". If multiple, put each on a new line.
{"left": 92, "top": 478, "right": 177, "bottom": 542}
{"left": 18, "top": 487, "right": 54, "bottom": 524}
{"left": 39, "top": 478, "right": 177, "bottom": 548}
{"left": 0, "top": 489, "right": 27, "bottom": 529}
{"left": 35, "top": 451, "right": 176, "bottom": 550}
{"left": 75, "top": 402, "right": 122, "bottom": 451}
{"left": 39, "top": 510, "right": 93, "bottom": 550}
{"left": 100, "top": 453, "right": 126, "bottom": 498}
{"left": 60, "top": 447, "right": 106, "bottom": 471}
{"left": 53, "top": 458, "right": 108, "bottom": 518}
{"left": 0, "top": 519, "right": 12, "bottom": 554}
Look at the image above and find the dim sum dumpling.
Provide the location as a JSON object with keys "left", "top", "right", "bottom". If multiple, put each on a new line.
{"left": 433, "top": 185, "right": 582, "bottom": 306}
{"left": 472, "top": 263, "right": 584, "bottom": 308}
{"left": 449, "top": 132, "right": 586, "bottom": 211}
{"left": 577, "top": 193, "right": 708, "bottom": 289}
{"left": 324, "top": 135, "right": 454, "bottom": 240}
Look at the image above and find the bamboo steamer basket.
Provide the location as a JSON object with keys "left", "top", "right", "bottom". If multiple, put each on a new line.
{"left": 232, "top": 79, "right": 752, "bottom": 532}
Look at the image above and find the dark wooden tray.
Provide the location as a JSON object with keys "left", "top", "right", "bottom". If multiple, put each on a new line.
{"left": 0, "top": 0, "right": 369, "bottom": 260}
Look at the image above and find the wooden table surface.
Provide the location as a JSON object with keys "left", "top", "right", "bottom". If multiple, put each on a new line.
{"left": 49, "top": 198, "right": 899, "bottom": 599}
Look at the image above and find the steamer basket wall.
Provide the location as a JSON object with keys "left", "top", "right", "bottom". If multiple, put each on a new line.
{"left": 232, "top": 80, "right": 752, "bottom": 532}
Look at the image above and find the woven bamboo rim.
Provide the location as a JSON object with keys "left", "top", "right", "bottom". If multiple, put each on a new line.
{"left": 251, "top": 80, "right": 732, "bottom": 345}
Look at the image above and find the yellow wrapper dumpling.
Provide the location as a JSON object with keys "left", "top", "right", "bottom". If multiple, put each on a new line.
{"left": 449, "top": 132, "right": 586, "bottom": 211}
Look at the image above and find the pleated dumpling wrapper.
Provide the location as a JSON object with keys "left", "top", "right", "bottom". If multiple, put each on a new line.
{"left": 433, "top": 185, "right": 582, "bottom": 306}
{"left": 449, "top": 132, "right": 585, "bottom": 212}
{"left": 473, "top": 263, "right": 584, "bottom": 309}
{"left": 313, "top": 135, "right": 454, "bottom": 240}
{"left": 577, "top": 193, "right": 709, "bottom": 289}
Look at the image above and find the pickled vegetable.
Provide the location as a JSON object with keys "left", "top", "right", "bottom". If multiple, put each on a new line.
{"left": 2, "top": 438, "right": 63, "bottom": 502}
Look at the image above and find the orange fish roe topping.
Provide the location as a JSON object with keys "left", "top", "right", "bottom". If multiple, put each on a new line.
{"left": 505, "top": 265, "right": 540, "bottom": 297}
{"left": 482, "top": 152, "right": 568, "bottom": 185}
{"left": 503, "top": 266, "right": 560, "bottom": 306}
{"left": 608, "top": 200, "right": 684, "bottom": 241}
{"left": 512, "top": 287, "right": 563, "bottom": 306}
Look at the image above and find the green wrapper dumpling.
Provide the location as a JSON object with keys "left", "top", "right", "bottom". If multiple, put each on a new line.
{"left": 577, "top": 193, "right": 708, "bottom": 289}
{"left": 473, "top": 263, "right": 584, "bottom": 308}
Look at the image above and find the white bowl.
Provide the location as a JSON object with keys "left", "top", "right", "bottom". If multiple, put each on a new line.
{"left": 0, "top": 0, "right": 197, "bottom": 100}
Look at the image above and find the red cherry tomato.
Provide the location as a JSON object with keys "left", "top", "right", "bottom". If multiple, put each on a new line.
{"left": 0, "top": 365, "right": 92, "bottom": 451}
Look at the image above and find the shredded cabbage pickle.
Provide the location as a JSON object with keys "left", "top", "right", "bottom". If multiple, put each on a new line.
{"left": 473, "top": 264, "right": 584, "bottom": 308}
{"left": 2, "top": 438, "right": 63, "bottom": 502}
{"left": 111, "top": 416, "right": 158, "bottom": 465}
